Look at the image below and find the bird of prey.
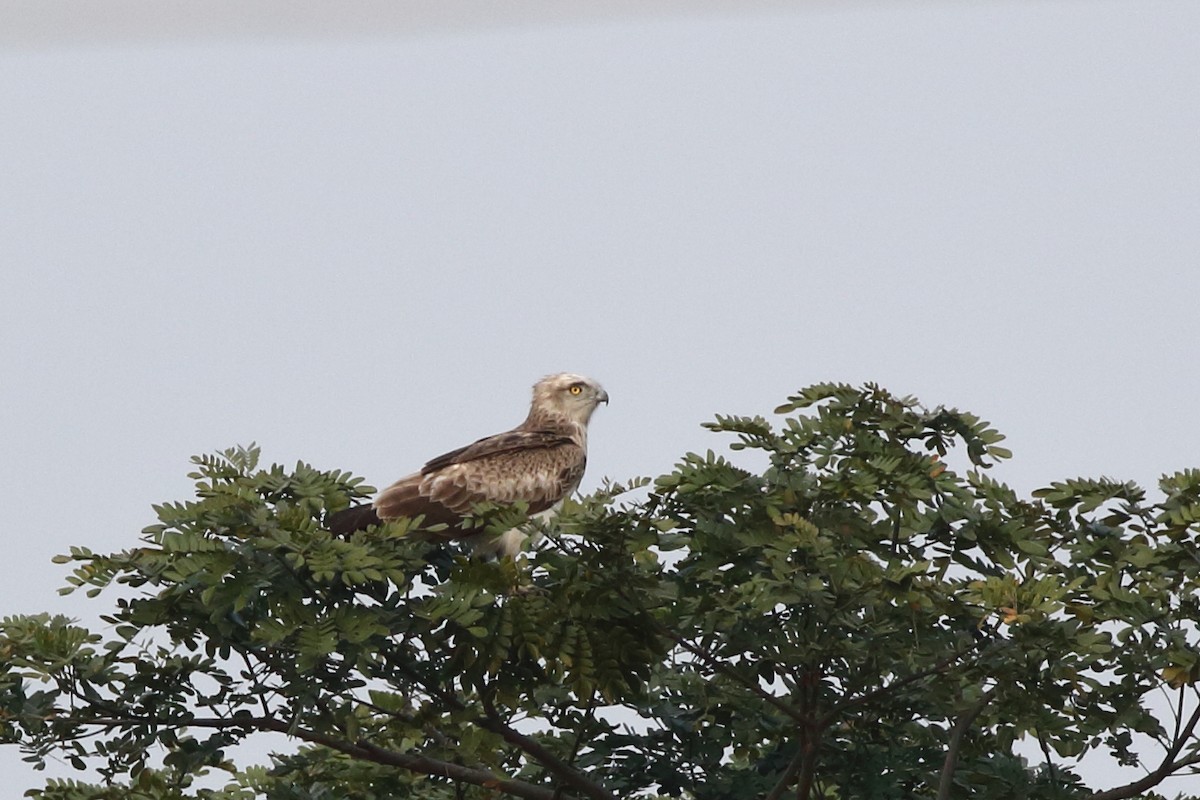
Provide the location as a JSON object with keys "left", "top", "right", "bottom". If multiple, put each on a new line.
{"left": 326, "top": 373, "right": 609, "bottom": 557}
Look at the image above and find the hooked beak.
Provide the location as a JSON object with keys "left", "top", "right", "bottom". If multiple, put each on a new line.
{"left": 597, "top": 388, "right": 610, "bottom": 405}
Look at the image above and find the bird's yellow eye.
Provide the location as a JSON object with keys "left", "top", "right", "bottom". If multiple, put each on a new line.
{"left": 569, "top": 384, "right": 584, "bottom": 395}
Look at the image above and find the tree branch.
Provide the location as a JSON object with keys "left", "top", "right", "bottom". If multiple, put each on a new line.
{"left": 1086, "top": 690, "right": 1200, "bottom": 800}
{"left": 664, "top": 630, "right": 807, "bottom": 726}
{"left": 1085, "top": 753, "right": 1200, "bottom": 800}
{"left": 478, "top": 690, "right": 618, "bottom": 800}
{"left": 763, "top": 744, "right": 806, "bottom": 800}
{"left": 379, "top": 650, "right": 618, "bottom": 800}
{"left": 820, "top": 637, "right": 989, "bottom": 730}
{"left": 935, "top": 687, "right": 995, "bottom": 800}
{"left": 563, "top": 698, "right": 598, "bottom": 771}
{"left": 83, "top": 714, "right": 568, "bottom": 800}
{"left": 1036, "top": 729, "right": 1061, "bottom": 789}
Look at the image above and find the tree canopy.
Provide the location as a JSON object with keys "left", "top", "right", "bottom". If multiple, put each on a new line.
{"left": 4, "top": 383, "right": 1200, "bottom": 799}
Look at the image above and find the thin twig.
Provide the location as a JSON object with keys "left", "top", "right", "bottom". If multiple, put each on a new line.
{"left": 1172, "top": 684, "right": 1187, "bottom": 752}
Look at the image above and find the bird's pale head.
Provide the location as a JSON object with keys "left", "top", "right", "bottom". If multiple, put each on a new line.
{"left": 528, "top": 373, "right": 609, "bottom": 428}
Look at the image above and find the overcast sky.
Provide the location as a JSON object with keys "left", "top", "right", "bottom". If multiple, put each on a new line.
{"left": 2, "top": 0, "right": 1199, "bottom": 794}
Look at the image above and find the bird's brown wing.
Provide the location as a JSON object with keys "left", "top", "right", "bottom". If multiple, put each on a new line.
{"left": 373, "top": 430, "right": 586, "bottom": 533}
{"left": 419, "top": 430, "right": 576, "bottom": 473}
{"left": 325, "top": 503, "right": 382, "bottom": 536}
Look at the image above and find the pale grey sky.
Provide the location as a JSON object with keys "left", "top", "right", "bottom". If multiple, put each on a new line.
{"left": 2, "top": 0, "right": 1199, "bottom": 795}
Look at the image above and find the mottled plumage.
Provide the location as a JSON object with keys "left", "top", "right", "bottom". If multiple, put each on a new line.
{"left": 326, "top": 373, "right": 608, "bottom": 557}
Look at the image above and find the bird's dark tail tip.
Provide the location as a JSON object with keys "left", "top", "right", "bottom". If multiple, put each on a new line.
{"left": 326, "top": 504, "right": 382, "bottom": 535}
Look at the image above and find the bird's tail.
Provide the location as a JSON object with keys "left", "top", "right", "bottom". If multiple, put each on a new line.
{"left": 326, "top": 504, "right": 382, "bottom": 536}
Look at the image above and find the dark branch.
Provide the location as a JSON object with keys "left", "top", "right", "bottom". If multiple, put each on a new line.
{"left": 936, "top": 687, "right": 995, "bottom": 800}
{"left": 380, "top": 650, "right": 618, "bottom": 800}
{"left": 763, "top": 743, "right": 807, "bottom": 800}
{"left": 83, "top": 715, "right": 569, "bottom": 800}
{"left": 1086, "top": 691, "right": 1200, "bottom": 800}
{"left": 665, "top": 630, "right": 807, "bottom": 726}
{"left": 478, "top": 689, "right": 619, "bottom": 800}
{"left": 820, "top": 638, "right": 989, "bottom": 729}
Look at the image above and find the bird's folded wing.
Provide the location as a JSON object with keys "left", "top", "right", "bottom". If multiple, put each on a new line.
{"left": 374, "top": 431, "right": 586, "bottom": 527}
{"left": 420, "top": 430, "right": 578, "bottom": 473}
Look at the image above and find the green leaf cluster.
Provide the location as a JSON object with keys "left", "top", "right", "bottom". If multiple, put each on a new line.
{"left": 5, "top": 389, "right": 1200, "bottom": 799}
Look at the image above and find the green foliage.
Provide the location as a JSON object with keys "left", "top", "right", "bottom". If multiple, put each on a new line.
{"left": 4, "top": 389, "right": 1200, "bottom": 799}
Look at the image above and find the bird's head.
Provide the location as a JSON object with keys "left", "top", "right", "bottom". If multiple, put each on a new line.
{"left": 528, "top": 373, "right": 609, "bottom": 427}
